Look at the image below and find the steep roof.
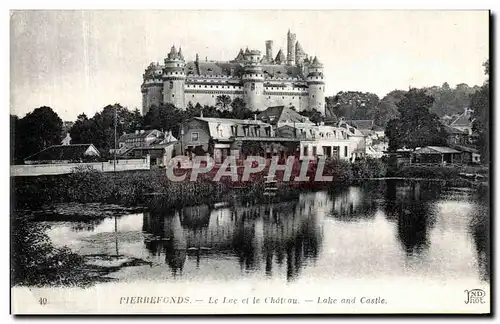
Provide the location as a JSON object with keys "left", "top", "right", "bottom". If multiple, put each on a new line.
{"left": 346, "top": 119, "right": 374, "bottom": 131}
{"left": 453, "top": 145, "right": 479, "bottom": 154}
{"left": 451, "top": 109, "right": 473, "bottom": 127}
{"left": 118, "top": 129, "right": 161, "bottom": 142}
{"left": 274, "top": 49, "right": 286, "bottom": 64}
{"left": 444, "top": 125, "right": 467, "bottom": 135}
{"left": 192, "top": 117, "right": 272, "bottom": 141}
{"left": 257, "top": 106, "right": 313, "bottom": 125}
{"left": 24, "top": 144, "right": 100, "bottom": 161}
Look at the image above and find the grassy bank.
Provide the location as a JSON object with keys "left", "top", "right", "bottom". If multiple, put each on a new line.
{"left": 11, "top": 158, "right": 488, "bottom": 210}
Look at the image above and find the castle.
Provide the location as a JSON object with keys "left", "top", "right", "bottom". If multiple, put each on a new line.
{"left": 141, "top": 30, "right": 325, "bottom": 115}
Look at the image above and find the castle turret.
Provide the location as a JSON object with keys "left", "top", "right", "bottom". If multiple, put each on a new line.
{"left": 162, "top": 45, "right": 186, "bottom": 110}
{"left": 141, "top": 62, "right": 164, "bottom": 115}
{"left": 242, "top": 49, "right": 264, "bottom": 111}
{"left": 287, "top": 29, "right": 296, "bottom": 66}
{"left": 307, "top": 56, "right": 325, "bottom": 114}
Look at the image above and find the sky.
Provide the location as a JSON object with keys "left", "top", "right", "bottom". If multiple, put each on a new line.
{"left": 10, "top": 10, "right": 489, "bottom": 121}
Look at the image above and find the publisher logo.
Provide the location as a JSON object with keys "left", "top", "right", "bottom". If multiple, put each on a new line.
{"left": 464, "top": 289, "right": 486, "bottom": 304}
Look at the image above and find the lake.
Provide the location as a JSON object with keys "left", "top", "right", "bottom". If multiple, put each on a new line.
{"left": 43, "top": 179, "right": 490, "bottom": 286}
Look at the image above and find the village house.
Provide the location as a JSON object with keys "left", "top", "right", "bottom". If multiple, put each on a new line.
{"left": 178, "top": 106, "right": 368, "bottom": 164}
{"left": 449, "top": 108, "right": 474, "bottom": 135}
{"left": 24, "top": 144, "right": 101, "bottom": 164}
{"left": 179, "top": 116, "right": 298, "bottom": 163}
{"left": 115, "top": 129, "right": 164, "bottom": 155}
{"left": 117, "top": 130, "right": 178, "bottom": 166}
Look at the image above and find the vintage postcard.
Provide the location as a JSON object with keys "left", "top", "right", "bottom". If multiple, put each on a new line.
{"left": 10, "top": 10, "right": 490, "bottom": 315}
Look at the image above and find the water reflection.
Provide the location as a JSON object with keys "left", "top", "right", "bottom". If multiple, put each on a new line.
{"left": 143, "top": 196, "right": 323, "bottom": 281}
{"left": 46, "top": 180, "right": 489, "bottom": 284}
{"left": 383, "top": 180, "right": 438, "bottom": 256}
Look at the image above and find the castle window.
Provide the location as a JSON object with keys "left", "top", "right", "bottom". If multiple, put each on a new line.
{"left": 216, "top": 86, "right": 219, "bottom": 88}
{"left": 204, "top": 85, "right": 207, "bottom": 88}
{"left": 210, "top": 85, "right": 213, "bottom": 88}
{"left": 292, "top": 97, "right": 294, "bottom": 99}
{"left": 192, "top": 95, "right": 195, "bottom": 97}
{"left": 170, "top": 81, "right": 173, "bottom": 89}
{"left": 282, "top": 96, "right": 284, "bottom": 99}
{"left": 172, "top": 94, "right": 175, "bottom": 97}
{"left": 313, "top": 95, "right": 315, "bottom": 98}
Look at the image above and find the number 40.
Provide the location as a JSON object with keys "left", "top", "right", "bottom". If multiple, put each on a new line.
{"left": 39, "top": 297, "right": 47, "bottom": 305}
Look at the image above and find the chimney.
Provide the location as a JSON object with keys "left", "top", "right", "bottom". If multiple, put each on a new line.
{"left": 254, "top": 114, "right": 257, "bottom": 121}
{"left": 135, "top": 130, "right": 139, "bottom": 134}
{"left": 265, "top": 40, "right": 273, "bottom": 62}
{"left": 200, "top": 110, "right": 204, "bottom": 118}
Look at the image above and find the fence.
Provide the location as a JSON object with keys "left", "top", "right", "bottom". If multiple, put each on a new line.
{"left": 11, "top": 156, "right": 151, "bottom": 177}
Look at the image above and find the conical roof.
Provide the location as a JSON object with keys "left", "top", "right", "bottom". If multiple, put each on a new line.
{"left": 311, "top": 56, "right": 323, "bottom": 66}
{"left": 274, "top": 49, "right": 286, "bottom": 64}
{"left": 295, "top": 41, "right": 304, "bottom": 54}
{"left": 234, "top": 48, "right": 245, "bottom": 61}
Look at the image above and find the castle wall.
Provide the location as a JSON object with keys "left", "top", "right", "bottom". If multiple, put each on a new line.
{"left": 184, "top": 82, "right": 244, "bottom": 107}
{"left": 145, "top": 84, "right": 163, "bottom": 111}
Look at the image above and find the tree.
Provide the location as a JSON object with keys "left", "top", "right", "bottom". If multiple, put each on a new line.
{"left": 230, "top": 98, "right": 253, "bottom": 119}
{"left": 17, "top": 106, "right": 63, "bottom": 159}
{"left": 69, "top": 104, "right": 146, "bottom": 158}
{"left": 470, "top": 60, "right": 490, "bottom": 164}
{"left": 70, "top": 113, "right": 95, "bottom": 146}
{"left": 326, "top": 91, "right": 380, "bottom": 120}
{"left": 369, "top": 90, "right": 406, "bottom": 127}
{"left": 299, "top": 109, "right": 323, "bottom": 125}
{"left": 386, "top": 89, "right": 447, "bottom": 151}
{"left": 215, "top": 95, "right": 231, "bottom": 111}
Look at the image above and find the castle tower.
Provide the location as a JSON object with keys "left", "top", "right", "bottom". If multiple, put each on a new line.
{"left": 286, "top": 29, "right": 296, "bottom": 66}
{"left": 265, "top": 40, "right": 274, "bottom": 63}
{"left": 242, "top": 49, "right": 264, "bottom": 111}
{"left": 141, "top": 62, "right": 164, "bottom": 115}
{"left": 162, "top": 45, "right": 186, "bottom": 110}
{"left": 307, "top": 56, "right": 325, "bottom": 114}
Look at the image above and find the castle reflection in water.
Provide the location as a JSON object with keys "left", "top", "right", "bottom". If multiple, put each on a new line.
{"left": 142, "top": 192, "right": 327, "bottom": 281}
{"left": 139, "top": 180, "right": 489, "bottom": 283}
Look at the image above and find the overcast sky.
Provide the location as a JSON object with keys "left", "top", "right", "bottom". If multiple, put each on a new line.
{"left": 10, "top": 10, "right": 489, "bottom": 121}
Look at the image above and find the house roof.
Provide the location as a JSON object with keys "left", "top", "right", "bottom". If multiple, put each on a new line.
{"left": 24, "top": 144, "right": 100, "bottom": 161}
{"left": 451, "top": 109, "right": 473, "bottom": 127}
{"left": 453, "top": 145, "right": 479, "bottom": 154}
{"left": 118, "top": 129, "right": 161, "bottom": 142}
{"left": 184, "top": 61, "right": 303, "bottom": 79}
{"left": 191, "top": 117, "right": 272, "bottom": 141}
{"left": 195, "top": 117, "right": 267, "bottom": 125}
{"left": 345, "top": 119, "right": 375, "bottom": 131}
{"left": 444, "top": 125, "right": 467, "bottom": 135}
{"left": 257, "top": 106, "right": 313, "bottom": 125}
{"left": 413, "top": 146, "right": 461, "bottom": 154}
